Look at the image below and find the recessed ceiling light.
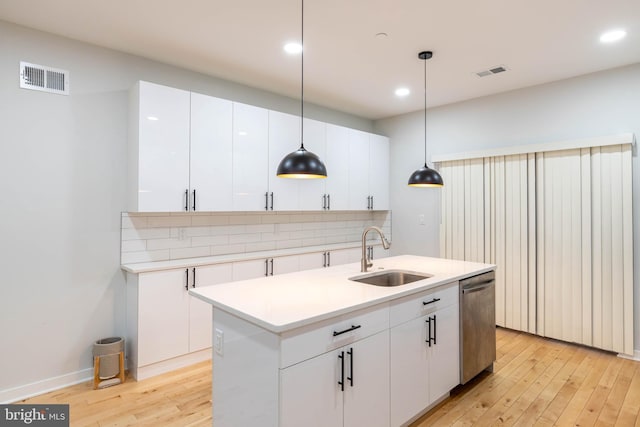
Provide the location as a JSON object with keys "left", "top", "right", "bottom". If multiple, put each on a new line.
{"left": 600, "top": 29, "right": 627, "bottom": 43}
{"left": 147, "top": 116, "right": 159, "bottom": 121}
{"left": 283, "top": 42, "right": 303, "bottom": 54}
{"left": 395, "top": 87, "right": 410, "bottom": 97}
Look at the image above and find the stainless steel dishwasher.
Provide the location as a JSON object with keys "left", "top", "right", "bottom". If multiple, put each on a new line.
{"left": 460, "top": 270, "right": 496, "bottom": 384}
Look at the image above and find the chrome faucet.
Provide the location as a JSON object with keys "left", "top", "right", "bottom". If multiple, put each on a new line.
{"left": 361, "top": 226, "right": 391, "bottom": 272}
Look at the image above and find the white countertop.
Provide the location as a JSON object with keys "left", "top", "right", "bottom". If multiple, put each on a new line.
{"left": 189, "top": 255, "right": 495, "bottom": 333}
{"left": 121, "top": 242, "right": 368, "bottom": 273}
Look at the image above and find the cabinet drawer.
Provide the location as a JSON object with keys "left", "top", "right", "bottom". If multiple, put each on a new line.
{"left": 389, "top": 281, "right": 458, "bottom": 328}
{"left": 280, "top": 303, "right": 389, "bottom": 368}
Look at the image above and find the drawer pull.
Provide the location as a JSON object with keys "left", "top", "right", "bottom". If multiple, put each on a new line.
{"left": 333, "top": 324, "right": 361, "bottom": 337}
{"left": 423, "top": 297, "right": 441, "bottom": 306}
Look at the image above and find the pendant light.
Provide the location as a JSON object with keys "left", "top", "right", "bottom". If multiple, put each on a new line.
{"left": 277, "top": 0, "right": 327, "bottom": 179}
{"left": 408, "top": 51, "right": 443, "bottom": 187}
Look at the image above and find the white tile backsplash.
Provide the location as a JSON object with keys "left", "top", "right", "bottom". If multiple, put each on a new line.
{"left": 121, "top": 211, "right": 391, "bottom": 264}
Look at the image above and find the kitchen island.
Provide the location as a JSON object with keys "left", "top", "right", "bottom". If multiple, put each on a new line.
{"left": 190, "top": 255, "right": 495, "bottom": 427}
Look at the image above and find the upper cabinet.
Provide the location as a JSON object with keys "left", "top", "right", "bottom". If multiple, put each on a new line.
{"left": 129, "top": 82, "right": 233, "bottom": 212}
{"left": 128, "top": 81, "right": 389, "bottom": 213}
{"left": 231, "top": 102, "right": 269, "bottom": 211}
{"left": 129, "top": 81, "right": 191, "bottom": 212}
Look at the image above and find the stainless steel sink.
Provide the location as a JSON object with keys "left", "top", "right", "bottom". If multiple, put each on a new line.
{"left": 349, "top": 270, "right": 432, "bottom": 287}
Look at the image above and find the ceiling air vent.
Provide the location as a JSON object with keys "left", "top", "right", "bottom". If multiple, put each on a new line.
{"left": 475, "top": 65, "right": 509, "bottom": 78}
{"left": 20, "top": 61, "right": 69, "bottom": 95}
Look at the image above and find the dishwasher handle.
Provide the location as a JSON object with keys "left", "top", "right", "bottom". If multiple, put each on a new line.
{"left": 462, "top": 281, "right": 494, "bottom": 294}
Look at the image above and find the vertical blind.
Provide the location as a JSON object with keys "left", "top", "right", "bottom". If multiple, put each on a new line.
{"left": 439, "top": 137, "right": 633, "bottom": 355}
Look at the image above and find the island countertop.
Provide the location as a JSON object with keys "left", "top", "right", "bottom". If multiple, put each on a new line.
{"left": 189, "top": 254, "right": 495, "bottom": 333}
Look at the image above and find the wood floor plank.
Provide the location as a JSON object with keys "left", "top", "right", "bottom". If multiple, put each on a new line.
{"left": 14, "top": 329, "right": 640, "bottom": 427}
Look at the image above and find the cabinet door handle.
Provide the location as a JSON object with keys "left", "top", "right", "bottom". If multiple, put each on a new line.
{"left": 185, "top": 268, "right": 189, "bottom": 291}
{"left": 265, "top": 259, "right": 269, "bottom": 276}
{"left": 192, "top": 189, "right": 196, "bottom": 211}
{"left": 270, "top": 258, "right": 274, "bottom": 276}
{"left": 184, "top": 189, "right": 189, "bottom": 211}
{"left": 322, "top": 194, "right": 326, "bottom": 210}
{"left": 433, "top": 314, "right": 437, "bottom": 345}
{"left": 327, "top": 194, "right": 330, "bottom": 210}
{"left": 347, "top": 348, "right": 354, "bottom": 387}
{"left": 270, "top": 192, "right": 274, "bottom": 210}
{"left": 371, "top": 196, "right": 374, "bottom": 210}
{"left": 192, "top": 268, "right": 196, "bottom": 288}
{"left": 265, "top": 192, "right": 269, "bottom": 211}
{"left": 338, "top": 351, "right": 344, "bottom": 391}
{"left": 322, "top": 252, "right": 326, "bottom": 268}
{"left": 333, "top": 324, "right": 361, "bottom": 337}
{"left": 423, "top": 297, "right": 441, "bottom": 306}
{"left": 327, "top": 251, "right": 330, "bottom": 267}
{"left": 425, "top": 317, "right": 432, "bottom": 347}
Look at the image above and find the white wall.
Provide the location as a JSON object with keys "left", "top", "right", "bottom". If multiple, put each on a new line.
{"left": 375, "top": 63, "right": 640, "bottom": 353}
{"left": 0, "top": 20, "right": 373, "bottom": 401}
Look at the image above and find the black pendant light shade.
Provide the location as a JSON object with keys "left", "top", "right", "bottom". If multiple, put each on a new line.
{"left": 408, "top": 50, "right": 443, "bottom": 188}
{"left": 408, "top": 163, "right": 444, "bottom": 187}
{"left": 277, "top": 0, "right": 327, "bottom": 179}
{"left": 277, "top": 146, "right": 327, "bottom": 178}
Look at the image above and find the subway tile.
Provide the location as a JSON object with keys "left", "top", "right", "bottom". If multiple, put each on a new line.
{"left": 192, "top": 215, "right": 230, "bottom": 226}
{"left": 147, "top": 237, "right": 193, "bottom": 250}
{"left": 289, "top": 230, "right": 316, "bottom": 240}
{"left": 245, "top": 223, "right": 275, "bottom": 233}
{"left": 121, "top": 249, "right": 171, "bottom": 264}
{"left": 122, "top": 228, "right": 171, "bottom": 241}
{"left": 168, "top": 226, "right": 211, "bottom": 238}
{"left": 211, "top": 243, "right": 246, "bottom": 256}
{"left": 229, "top": 233, "right": 262, "bottom": 244}
{"left": 121, "top": 240, "right": 146, "bottom": 253}
{"left": 191, "top": 235, "right": 229, "bottom": 246}
{"left": 302, "top": 222, "right": 325, "bottom": 230}
{"left": 229, "top": 214, "right": 261, "bottom": 225}
{"left": 211, "top": 225, "right": 245, "bottom": 236}
{"left": 276, "top": 240, "right": 302, "bottom": 249}
{"left": 170, "top": 246, "right": 211, "bottom": 259}
{"left": 121, "top": 215, "right": 148, "bottom": 229}
{"left": 302, "top": 237, "right": 326, "bottom": 247}
{"left": 261, "top": 214, "right": 291, "bottom": 224}
{"left": 245, "top": 241, "right": 277, "bottom": 252}
{"left": 147, "top": 216, "right": 192, "bottom": 228}
{"left": 276, "top": 223, "right": 302, "bottom": 232}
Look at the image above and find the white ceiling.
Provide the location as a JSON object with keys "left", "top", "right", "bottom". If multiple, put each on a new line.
{"left": 1, "top": 0, "right": 639, "bottom": 120}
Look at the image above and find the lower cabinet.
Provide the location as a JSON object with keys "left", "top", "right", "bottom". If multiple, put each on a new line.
{"left": 127, "top": 263, "right": 233, "bottom": 379}
{"left": 389, "top": 283, "right": 460, "bottom": 426}
{"left": 280, "top": 330, "right": 390, "bottom": 427}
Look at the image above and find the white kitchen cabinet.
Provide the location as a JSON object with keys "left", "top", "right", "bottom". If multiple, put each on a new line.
{"left": 300, "top": 118, "right": 328, "bottom": 210}
{"left": 280, "top": 330, "right": 389, "bottom": 427}
{"left": 368, "top": 134, "right": 390, "bottom": 210}
{"left": 389, "top": 282, "right": 459, "bottom": 426}
{"left": 232, "top": 102, "right": 269, "bottom": 211}
{"left": 129, "top": 81, "right": 191, "bottom": 212}
{"left": 128, "top": 263, "right": 232, "bottom": 378}
{"left": 325, "top": 124, "right": 351, "bottom": 210}
{"left": 187, "top": 264, "right": 234, "bottom": 352}
{"left": 268, "top": 111, "right": 302, "bottom": 211}
{"left": 137, "top": 269, "right": 190, "bottom": 366}
{"left": 129, "top": 82, "right": 234, "bottom": 212}
{"left": 297, "top": 247, "right": 362, "bottom": 271}
{"left": 348, "top": 129, "right": 371, "bottom": 210}
{"left": 189, "top": 93, "right": 233, "bottom": 211}
{"left": 232, "top": 255, "right": 301, "bottom": 281}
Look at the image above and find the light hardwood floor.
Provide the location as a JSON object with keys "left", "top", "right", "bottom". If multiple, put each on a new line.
{"left": 17, "top": 328, "right": 640, "bottom": 426}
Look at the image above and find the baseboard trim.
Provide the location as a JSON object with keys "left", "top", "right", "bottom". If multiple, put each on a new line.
{"left": 618, "top": 349, "right": 640, "bottom": 362}
{"left": 135, "top": 349, "right": 211, "bottom": 381}
{"left": 1, "top": 368, "right": 93, "bottom": 404}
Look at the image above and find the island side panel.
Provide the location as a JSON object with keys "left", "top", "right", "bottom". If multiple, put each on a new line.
{"left": 213, "top": 307, "right": 280, "bottom": 427}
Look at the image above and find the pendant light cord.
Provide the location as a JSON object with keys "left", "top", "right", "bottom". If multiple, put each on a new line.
{"left": 423, "top": 54, "right": 427, "bottom": 167}
{"left": 300, "top": 0, "right": 305, "bottom": 150}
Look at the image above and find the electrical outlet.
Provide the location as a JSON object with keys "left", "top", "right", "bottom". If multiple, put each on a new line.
{"left": 178, "top": 227, "right": 187, "bottom": 240}
{"left": 418, "top": 214, "right": 425, "bottom": 225}
{"left": 214, "top": 329, "right": 224, "bottom": 356}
